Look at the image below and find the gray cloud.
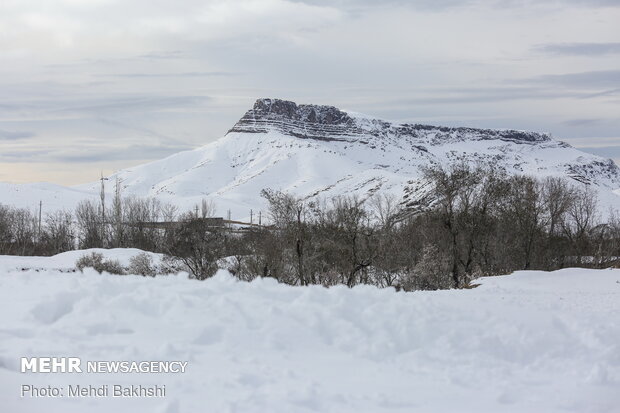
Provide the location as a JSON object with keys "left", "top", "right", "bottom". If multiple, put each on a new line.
{"left": 93, "top": 118, "right": 186, "bottom": 146}
{"left": 138, "top": 51, "right": 186, "bottom": 60}
{"left": 388, "top": 86, "right": 604, "bottom": 106}
{"left": 0, "top": 149, "right": 50, "bottom": 161}
{"left": 577, "top": 146, "right": 620, "bottom": 159}
{"left": 104, "top": 72, "right": 237, "bottom": 78}
{"left": 0, "top": 95, "right": 213, "bottom": 118}
{"left": 53, "top": 144, "right": 193, "bottom": 163}
{"left": 535, "top": 42, "right": 620, "bottom": 56}
{"left": 562, "top": 119, "right": 603, "bottom": 127}
{"left": 291, "top": 0, "right": 620, "bottom": 11}
{"left": 581, "top": 88, "right": 620, "bottom": 98}
{"left": 0, "top": 144, "right": 192, "bottom": 164}
{"left": 290, "top": 0, "right": 466, "bottom": 10}
{"left": 559, "top": 0, "right": 620, "bottom": 6}
{"left": 56, "top": 96, "right": 212, "bottom": 115}
{"left": 520, "top": 70, "right": 620, "bottom": 89}
{"left": 0, "top": 129, "right": 36, "bottom": 140}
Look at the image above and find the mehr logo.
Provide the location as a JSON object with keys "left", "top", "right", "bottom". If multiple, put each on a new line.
{"left": 21, "top": 357, "right": 189, "bottom": 373}
{"left": 21, "top": 357, "right": 82, "bottom": 373}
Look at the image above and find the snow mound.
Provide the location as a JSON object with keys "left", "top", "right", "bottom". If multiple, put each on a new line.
{"left": 0, "top": 248, "right": 164, "bottom": 273}
{"left": 0, "top": 267, "right": 618, "bottom": 412}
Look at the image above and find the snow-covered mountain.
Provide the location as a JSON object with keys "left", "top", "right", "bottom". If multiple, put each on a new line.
{"left": 2, "top": 98, "right": 620, "bottom": 218}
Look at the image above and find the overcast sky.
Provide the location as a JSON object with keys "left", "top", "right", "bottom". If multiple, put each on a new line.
{"left": 1, "top": 0, "right": 619, "bottom": 184}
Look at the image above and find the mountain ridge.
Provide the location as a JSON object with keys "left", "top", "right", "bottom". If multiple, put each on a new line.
{"left": 230, "top": 98, "right": 555, "bottom": 145}
{"left": 1, "top": 98, "right": 619, "bottom": 219}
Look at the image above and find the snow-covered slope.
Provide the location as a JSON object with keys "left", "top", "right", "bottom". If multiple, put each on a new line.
{"left": 0, "top": 181, "right": 96, "bottom": 213}
{"left": 0, "top": 263, "right": 618, "bottom": 412}
{"left": 3, "top": 98, "right": 620, "bottom": 218}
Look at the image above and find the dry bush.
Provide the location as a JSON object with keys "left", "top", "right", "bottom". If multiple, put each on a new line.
{"left": 128, "top": 252, "right": 156, "bottom": 276}
{"left": 76, "top": 252, "right": 124, "bottom": 275}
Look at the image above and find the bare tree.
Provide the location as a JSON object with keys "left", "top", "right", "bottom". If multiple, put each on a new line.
{"left": 40, "top": 211, "right": 74, "bottom": 255}
{"left": 166, "top": 209, "right": 225, "bottom": 280}
{"left": 0, "top": 204, "right": 13, "bottom": 254}
{"left": 500, "top": 176, "right": 546, "bottom": 269}
{"left": 563, "top": 185, "right": 599, "bottom": 265}
{"left": 423, "top": 163, "right": 488, "bottom": 287}
{"left": 75, "top": 200, "right": 104, "bottom": 248}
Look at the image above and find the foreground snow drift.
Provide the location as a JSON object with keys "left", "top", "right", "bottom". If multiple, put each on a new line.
{"left": 0, "top": 265, "right": 618, "bottom": 413}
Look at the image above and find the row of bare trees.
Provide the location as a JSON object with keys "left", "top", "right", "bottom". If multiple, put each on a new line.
{"left": 74, "top": 196, "right": 180, "bottom": 251}
{"left": 1, "top": 164, "right": 619, "bottom": 289}
{"left": 0, "top": 194, "right": 211, "bottom": 257}
{"left": 226, "top": 165, "right": 620, "bottom": 289}
{"left": 0, "top": 205, "right": 73, "bottom": 256}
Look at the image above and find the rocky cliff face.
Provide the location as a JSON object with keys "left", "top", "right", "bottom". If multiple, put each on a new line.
{"left": 228, "top": 98, "right": 359, "bottom": 142}
{"left": 229, "top": 98, "right": 554, "bottom": 145}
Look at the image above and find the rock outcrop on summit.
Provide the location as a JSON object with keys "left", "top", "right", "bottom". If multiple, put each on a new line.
{"left": 231, "top": 98, "right": 555, "bottom": 145}
{"left": 2, "top": 98, "right": 620, "bottom": 218}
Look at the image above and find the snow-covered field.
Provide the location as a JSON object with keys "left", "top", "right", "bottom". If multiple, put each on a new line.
{"left": 0, "top": 252, "right": 618, "bottom": 412}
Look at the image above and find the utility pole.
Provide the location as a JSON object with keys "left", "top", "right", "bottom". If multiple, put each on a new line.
{"left": 258, "top": 211, "right": 261, "bottom": 226}
{"left": 100, "top": 173, "right": 108, "bottom": 246}
{"left": 114, "top": 177, "right": 122, "bottom": 247}
{"left": 250, "top": 209, "right": 253, "bottom": 225}
{"left": 38, "top": 200, "right": 42, "bottom": 240}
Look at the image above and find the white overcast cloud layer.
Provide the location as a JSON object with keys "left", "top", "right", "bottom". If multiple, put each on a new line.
{"left": 0, "top": 0, "right": 619, "bottom": 183}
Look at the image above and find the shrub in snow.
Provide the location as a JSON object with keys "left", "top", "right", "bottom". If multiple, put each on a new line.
{"left": 166, "top": 214, "right": 224, "bottom": 280}
{"left": 218, "top": 255, "right": 261, "bottom": 282}
{"left": 75, "top": 252, "right": 125, "bottom": 275}
{"left": 401, "top": 244, "right": 452, "bottom": 291}
{"left": 128, "top": 252, "right": 156, "bottom": 277}
{"left": 159, "top": 255, "right": 189, "bottom": 275}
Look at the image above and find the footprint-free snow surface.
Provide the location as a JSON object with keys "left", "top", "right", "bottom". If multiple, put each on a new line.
{"left": 0, "top": 261, "right": 619, "bottom": 412}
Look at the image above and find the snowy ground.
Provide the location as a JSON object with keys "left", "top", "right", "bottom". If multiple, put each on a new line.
{"left": 0, "top": 252, "right": 619, "bottom": 413}
{"left": 0, "top": 248, "right": 164, "bottom": 273}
